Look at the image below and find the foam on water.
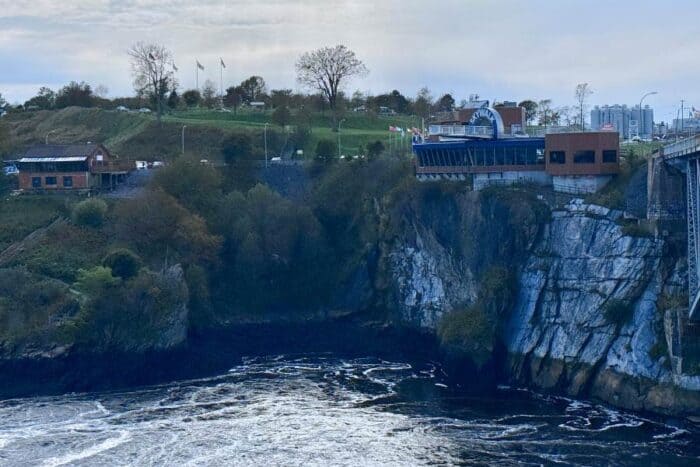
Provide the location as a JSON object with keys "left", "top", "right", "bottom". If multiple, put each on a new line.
{"left": 0, "top": 354, "right": 697, "bottom": 466}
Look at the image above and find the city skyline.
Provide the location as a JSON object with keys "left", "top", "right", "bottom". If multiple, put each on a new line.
{"left": 1, "top": 0, "right": 698, "bottom": 121}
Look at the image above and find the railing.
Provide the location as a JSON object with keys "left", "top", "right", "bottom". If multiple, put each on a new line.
{"left": 428, "top": 125, "right": 493, "bottom": 138}
{"left": 91, "top": 161, "right": 135, "bottom": 173}
{"left": 662, "top": 135, "right": 700, "bottom": 160}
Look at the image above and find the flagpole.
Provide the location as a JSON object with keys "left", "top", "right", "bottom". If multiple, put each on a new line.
{"left": 220, "top": 60, "right": 223, "bottom": 108}
{"left": 196, "top": 61, "right": 199, "bottom": 90}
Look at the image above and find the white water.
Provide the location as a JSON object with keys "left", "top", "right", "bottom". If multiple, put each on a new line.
{"left": 0, "top": 355, "right": 696, "bottom": 466}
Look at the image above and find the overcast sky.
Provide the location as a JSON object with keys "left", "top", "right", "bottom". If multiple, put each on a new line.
{"left": 1, "top": 0, "right": 698, "bottom": 121}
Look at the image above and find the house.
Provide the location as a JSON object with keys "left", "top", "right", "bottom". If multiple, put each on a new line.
{"left": 16, "top": 143, "right": 131, "bottom": 192}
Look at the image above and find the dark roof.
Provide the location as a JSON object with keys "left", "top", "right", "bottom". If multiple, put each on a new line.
{"left": 22, "top": 144, "right": 105, "bottom": 159}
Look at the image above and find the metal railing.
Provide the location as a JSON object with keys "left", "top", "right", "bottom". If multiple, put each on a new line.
{"left": 428, "top": 125, "right": 493, "bottom": 138}
{"left": 662, "top": 135, "right": 700, "bottom": 160}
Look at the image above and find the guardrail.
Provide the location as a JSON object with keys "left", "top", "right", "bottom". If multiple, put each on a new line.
{"left": 428, "top": 125, "right": 493, "bottom": 137}
{"left": 662, "top": 135, "right": 700, "bottom": 160}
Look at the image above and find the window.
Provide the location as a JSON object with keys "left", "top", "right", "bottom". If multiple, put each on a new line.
{"left": 45, "top": 176, "right": 57, "bottom": 185}
{"left": 63, "top": 176, "right": 73, "bottom": 187}
{"left": 573, "top": 150, "right": 595, "bottom": 164}
{"left": 603, "top": 150, "right": 617, "bottom": 163}
{"left": 32, "top": 177, "right": 41, "bottom": 188}
{"left": 549, "top": 151, "right": 566, "bottom": 164}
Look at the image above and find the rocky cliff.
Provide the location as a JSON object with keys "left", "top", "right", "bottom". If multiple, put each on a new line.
{"left": 384, "top": 188, "right": 700, "bottom": 415}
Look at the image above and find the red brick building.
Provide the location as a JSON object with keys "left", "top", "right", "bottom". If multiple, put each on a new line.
{"left": 17, "top": 144, "right": 131, "bottom": 192}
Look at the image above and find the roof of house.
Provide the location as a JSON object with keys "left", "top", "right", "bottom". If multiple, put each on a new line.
{"left": 22, "top": 144, "right": 105, "bottom": 159}
{"left": 18, "top": 156, "right": 88, "bottom": 163}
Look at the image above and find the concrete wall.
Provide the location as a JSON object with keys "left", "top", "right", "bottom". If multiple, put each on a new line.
{"left": 473, "top": 170, "right": 552, "bottom": 190}
{"left": 552, "top": 175, "right": 613, "bottom": 194}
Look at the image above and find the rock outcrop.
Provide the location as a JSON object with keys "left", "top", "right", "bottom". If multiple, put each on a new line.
{"left": 385, "top": 191, "right": 700, "bottom": 415}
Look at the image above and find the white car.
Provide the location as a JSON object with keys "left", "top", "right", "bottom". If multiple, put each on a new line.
{"left": 116, "top": 106, "right": 130, "bottom": 112}
{"left": 138, "top": 108, "right": 152, "bottom": 113}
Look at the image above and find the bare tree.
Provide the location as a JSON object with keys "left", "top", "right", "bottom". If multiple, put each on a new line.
{"left": 296, "top": 45, "right": 368, "bottom": 129}
{"left": 128, "top": 42, "right": 176, "bottom": 122}
{"left": 574, "top": 83, "right": 593, "bottom": 130}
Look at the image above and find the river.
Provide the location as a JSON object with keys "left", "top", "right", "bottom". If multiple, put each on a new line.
{"left": 0, "top": 354, "right": 697, "bottom": 466}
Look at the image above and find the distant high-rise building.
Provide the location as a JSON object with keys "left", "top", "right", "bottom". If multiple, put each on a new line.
{"left": 590, "top": 104, "right": 654, "bottom": 139}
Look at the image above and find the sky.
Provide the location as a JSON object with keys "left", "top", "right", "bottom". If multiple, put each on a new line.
{"left": 0, "top": 0, "right": 698, "bottom": 122}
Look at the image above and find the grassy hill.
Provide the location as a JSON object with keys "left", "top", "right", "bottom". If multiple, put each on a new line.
{"left": 3, "top": 107, "right": 419, "bottom": 161}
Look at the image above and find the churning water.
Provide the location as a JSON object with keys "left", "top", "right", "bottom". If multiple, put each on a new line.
{"left": 0, "top": 354, "right": 698, "bottom": 466}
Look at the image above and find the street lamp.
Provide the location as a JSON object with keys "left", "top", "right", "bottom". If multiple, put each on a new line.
{"left": 639, "top": 91, "right": 658, "bottom": 140}
{"left": 181, "top": 125, "right": 187, "bottom": 154}
{"left": 264, "top": 123, "right": 269, "bottom": 168}
{"left": 337, "top": 119, "right": 346, "bottom": 159}
{"left": 45, "top": 130, "right": 57, "bottom": 145}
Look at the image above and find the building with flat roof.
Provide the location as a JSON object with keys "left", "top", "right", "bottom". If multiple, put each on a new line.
{"left": 414, "top": 106, "right": 620, "bottom": 194}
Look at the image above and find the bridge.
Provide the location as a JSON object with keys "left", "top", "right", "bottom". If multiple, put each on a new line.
{"left": 653, "top": 136, "right": 700, "bottom": 320}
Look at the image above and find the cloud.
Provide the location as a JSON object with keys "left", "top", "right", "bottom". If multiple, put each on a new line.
{"left": 0, "top": 0, "right": 696, "bottom": 119}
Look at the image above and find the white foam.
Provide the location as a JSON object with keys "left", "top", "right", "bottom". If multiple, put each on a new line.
{"left": 41, "top": 430, "right": 132, "bottom": 467}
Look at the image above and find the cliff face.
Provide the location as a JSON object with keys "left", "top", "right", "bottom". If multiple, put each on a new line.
{"left": 385, "top": 191, "right": 700, "bottom": 415}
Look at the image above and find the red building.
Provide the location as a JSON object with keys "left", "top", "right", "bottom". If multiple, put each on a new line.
{"left": 17, "top": 144, "right": 131, "bottom": 192}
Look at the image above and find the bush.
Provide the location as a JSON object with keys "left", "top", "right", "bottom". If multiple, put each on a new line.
{"left": 221, "top": 133, "right": 254, "bottom": 164}
{"left": 604, "top": 299, "right": 635, "bottom": 326}
{"left": 102, "top": 249, "right": 142, "bottom": 280}
{"left": 437, "top": 305, "right": 495, "bottom": 367}
{"left": 72, "top": 198, "right": 108, "bottom": 227}
{"left": 366, "top": 140, "right": 385, "bottom": 159}
{"left": 73, "top": 266, "right": 121, "bottom": 297}
{"left": 315, "top": 139, "right": 337, "bottom": 163}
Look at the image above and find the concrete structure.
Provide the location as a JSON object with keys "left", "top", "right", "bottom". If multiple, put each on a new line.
{"left": 16, "top": 144, "right": 131, "bottom": 192}
{"left": 591, "top": 104, "right": 654, "bottom": 140}
{"left": 434, "top": 100, "right": 526, "bottom": 136}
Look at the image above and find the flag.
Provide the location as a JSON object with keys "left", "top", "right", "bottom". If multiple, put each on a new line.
{"left": 172, "top": 63, "right": 179, "bottom": 72}
{"left": 220, "top": 58, "right": 226, "bottom": 68}
{"left": 197, "top": 60, "right": 204, "bottom": 70}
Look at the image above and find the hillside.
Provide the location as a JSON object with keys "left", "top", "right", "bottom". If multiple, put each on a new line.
{"left": 3, "top": 107, "right": 418, "bottom": 161}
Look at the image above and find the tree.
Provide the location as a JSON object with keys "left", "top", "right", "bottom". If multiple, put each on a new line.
{"left": 154, "top": 157, "right": 222, "bottom": 215}
{"left": 72, "top": 198, "right": 108, "bottom": 227}
{"left": 102, "top": 249, "right": 143, "bottom": 280}
{"left": 315, "top": 139, "right": 337, "bottom": 163}
{"left": 167, "top": 90, "right": 180, "bottom": 109}
{"left": 518, "top": 100, "right": 538, "bottom": 125}
{"left": 270, "top": 89, "right": 293, "bottom": 108}
{"left": 0, "top": 93, "right": 6, "bottom": 110}
{"left": 536, "top": 99, "right": 554, "bottom": 126}
{"left": 128, "top": 42, "right": 176, "bottom": 122}
{"left": 271, "top": 105, "right": 292, "bottom": 127}
{"left": 366, "top": 140, "right": 385, "bottom": 159}
{"left": 55, "top": 81, "right": 94, "bottom": 108}
{"left": 201, "top": 80, "right": 218, "bottom": 108}
{"left": 238, "top": 76, "right": 266, "bottom": 104}
{"left": 436, "top": 93, "right": 456, "bottom": 112}
{"left": 223, "top": 86, "right": 244, "bottom": 112}
{"left": 222, "top": 133, "right": 254, "bottom": 164}
{"left": 414, "top": 87, "right": 433, "bottom": 120}
{"left": 182, "top": 89, "right": 201, "bottom": 107}
{"left": 24, "top": 87, "right": 55, "bottom": 110}
{"left": 574, "top": 83, "right": 593, "bottom": 130}
{"left": 296, "top": 45, "right": 368, "bottom": 129}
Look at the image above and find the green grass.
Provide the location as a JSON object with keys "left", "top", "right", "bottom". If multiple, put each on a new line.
{"left": 0, "top": 196, "right": 69, "bottom": 251}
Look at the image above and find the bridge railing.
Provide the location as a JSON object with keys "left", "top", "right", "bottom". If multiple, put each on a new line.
{"left": 662, "top": 135, "right": 700, "bottom": 160}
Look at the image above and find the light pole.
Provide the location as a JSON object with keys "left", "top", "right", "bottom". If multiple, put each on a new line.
{"left": 264, "top": 123, "right": 269, "bottom": 168}
{"left": 337, "top": 118, "right": 346, "bottom": 159}
{"left": 181, "top": 125, "right": 187, "bottom": 154}
{"left": 639, "top": 91, "right": 657, "bottom": 140}
{"left": 45, "top": 130, "right": 57, "bottom": 145}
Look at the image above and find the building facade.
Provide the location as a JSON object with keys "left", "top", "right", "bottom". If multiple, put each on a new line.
{"left": 414, "top": 106, "right": 620, "bottom": 194}
{"left": 17, "top": 144, "right": 131, "bottom": 192}
{"left": 590, "top": 104, "right": 654, "bottom": 140}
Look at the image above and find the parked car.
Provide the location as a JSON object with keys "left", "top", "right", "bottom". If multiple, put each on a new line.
{"left": 116, "top": 106, "right": 130, "bottom": 112}
{"left": 135, "top": 161, "right": 148, "bottom": 170}
{"left": 138, "top": 108, "right": 152, "bottom": 113}
{"left": 3, "top": 164, "right": 18, "bottom": 176}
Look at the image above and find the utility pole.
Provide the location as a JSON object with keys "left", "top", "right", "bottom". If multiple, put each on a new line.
{"left": 337, "top": 119, "right": 345, "bottom": 159}
{"left": 181, "top": 125, "right": 186, "bottom": 154}
{"left": 264, "top": 123, "right": 269, "bottom": 168}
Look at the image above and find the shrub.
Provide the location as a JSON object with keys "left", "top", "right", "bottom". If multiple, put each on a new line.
{"left": 604, "top": 299, "right": 635, "bottom": 326}
{"left": 221, "top": 133, "right": 254, "bottom": 164}
{"left": 437, "top": 305, "right": 495, "bottom": 367}
{"left": 315, "top": 139, "right": 337, "bottom": 163}
{"left": 73, "top": 266, "right": 120, "bottom": 297}
{"left": 72, "top": 198, "right": 108, "bottom": 227}
{"left": 366, "top": 140, "right": 385, "bottom": 159}
{"left": 271, "top": 105, "right": 292, "bottom": 127}
{"left": 620, "top": 221, "right": 654, "bottom": 238}
{"left": 102, "top": 249, "right": 143, "bottom": 280}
